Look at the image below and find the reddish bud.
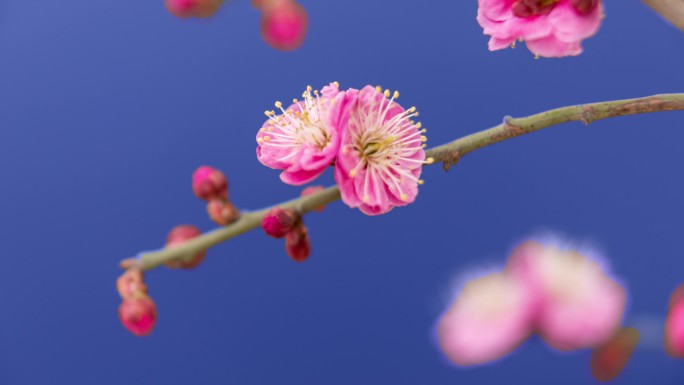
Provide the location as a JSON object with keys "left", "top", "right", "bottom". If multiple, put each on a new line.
{"left": 165, "top": 0, "right": 199, "bottom": 18}
{"left": 165, "top": 225, "right": 207, "bottom": 269}
{"left": 195, "top": 0, "right": 224, "bottom": 18}
{"left": 285, "top": 223, "right": 310, "bottom": 262}
{"left": 192, "top": 166, "right": 229, "bottom": 202}
{"left": 262, "top": 207, "right": 298, "bottom": 238}
{"left": 590, "top": 327, "right": 640, "bottom": 382}
{"left": 207, "top": 199, "right": 240, "bottom": 226}
{"left": 116, "top": 269, "right": 147, "bottom": 299}
{"left": 165, "top": 0, "right": 223, "bottom": 18}
{"left": 119, "top": 295, "right": 157, "bottom": 337}
{"left": 260, "top": 0, "right": 308, "bottom": 51}
{"left": 571, "top": 0, "right": 599, "bottom": 15}
{"left": 301, "top": 186, "right": 326, "bottom": 212}
{"left": 666, "top": 284, "right": 684, "bottom": 358}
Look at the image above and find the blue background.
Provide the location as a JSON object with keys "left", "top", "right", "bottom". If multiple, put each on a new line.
{"left": 0, "top": 1, "right": 683, "bottom": 384}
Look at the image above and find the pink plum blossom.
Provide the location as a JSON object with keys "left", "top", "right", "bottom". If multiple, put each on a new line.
{"left": 192, "top": 165, "right": 229, "bottom": 202}
{"left": 665, "top": 284, "right": 684, "bottom": 358}
{"left": 507, "top": 239, "right": 626, "bottom": 350}
{"left": 257, "top": 82, "right": 351, "bottom": 186}
{"left": 334, "top": 86, "right": 428, "bottom": 216}
{"left": 259, "top": 0, "right": 309, "bottom": 51}
{"left": 477, "top": 0, "right": 604, "bottom": 57}
{"left": 436, "top": 272, "right": 535, "bottom": 366}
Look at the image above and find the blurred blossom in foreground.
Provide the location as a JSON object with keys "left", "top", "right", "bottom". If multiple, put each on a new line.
{"left": 665, "top": 284, "right": 684, "bottom": 358}
{"left": 590, "top": 327, "right": 640, "bottom": 382}
{"left": 436, "top": 233, "right": 627, "bottom": 366}
{"left": 507, "top": 239, "right": 626, "bottom": 350}
{"left": 437, "top": 271, "right": 534, "bottom": 366}
{"left": 256, "top": 0, "right": 308, "bottom": 51}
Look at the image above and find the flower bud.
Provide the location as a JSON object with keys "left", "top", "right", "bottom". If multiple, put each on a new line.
{"left": 285, "top": 223, "right": 310, "bottom": 262}
{"left": 116, "top": 269, "right": 147, "bottom": 299}
{"left": 119, "top": 295, "right": 157, "bottom": 337}
{"left": 666, "top": 284, "right": 684, "bottom": 358}
{"left": 260, "top": 0, "right": 308, "bottom": 51}
{"left": 571, "top": 0, "right": 599, "bottom": 15}
{"left": 301, "top": 186, "right": 326, "bottom": 212}
{"left": 165, "top": 225, "right": 207, "bottom": 269}
{"left": 207, "top": 199, "right": 240, "bottom": 226}
{"left": 192, "top": 166, "right": 229, "bottom": 202}
{"left": 590, "top": 327, "right": 640, "bottom": 381}
{"left": 165, "top": 0, "right": 199, "bottom": 18}
{"left": 262, "top": 207, "right": 298, "bottom": 238}
{"left": 194, "top": 0, "right": 224, "bottom": 18}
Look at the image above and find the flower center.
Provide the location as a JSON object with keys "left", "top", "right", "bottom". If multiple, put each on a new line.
{"left": 511, "top": 0, "right": 559, "bottom": 17}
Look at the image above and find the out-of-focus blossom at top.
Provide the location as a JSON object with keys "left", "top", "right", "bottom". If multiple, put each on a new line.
{"left": 256, "top": 0, "right": 309, "bottom": 51}
{"left": 507, "top": 238, "right": 626, "bottom": 350}
{"left": 665, "top": 284, "right": 684, "bottom": 358}
{"left": 476, "top": 0, "right": 604, "bottom": 57}
{"left": 436, "top": 271, "right": 534, "bottom": 366}
{"left": 590, "top": 327, "right": 640, "bottom": 382}
{"left": 165, "top": 0, "right": 224, "bottom": 18}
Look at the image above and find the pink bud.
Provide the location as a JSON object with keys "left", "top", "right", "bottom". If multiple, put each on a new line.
{"left": 262, "top": 207, "right": 298, "bottom": 238}
{"left": 285, "top": 224, "right": 310, "bottom": 262}
{"left": 192, "top": 166, "right": 229, "bottom": 202}
{"left": 165, "top": 225, "right": 207, "bottom": 269}
{"left": 590, "top": 327, "right": 640, "bottom": 382}
{"left": 260, "top": 0, "right": 308, "bottom": 51}
{"left": 165, "top": 0, "right": 199, "bottom": 18}
{"left": 116, "top": 269, "right": 147, "bottom": 299}
{"left": 666, "top": 284, "right": 684, "bottom": 358}
{"left": 119, "top": 295, "right": 157, "bottom": 337}
{"left": 301, "top": 186, "right": 326, "bottom": 212}
{"left": 207, "top": 199, "right": 240, "bottom": 226}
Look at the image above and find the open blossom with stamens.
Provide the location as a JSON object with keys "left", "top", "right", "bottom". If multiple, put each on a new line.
{"left": 256, "top": 82, "right": 351, "bottom": 185}
{"left": 334, "top": 86, "right": 428, "bottom": 215}
{"left": 477, "top": 0, "right": 604, "bottom": 57}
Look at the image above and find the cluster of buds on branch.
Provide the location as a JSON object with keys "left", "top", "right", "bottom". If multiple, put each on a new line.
{"left": 165, "top": 0, "right": 308, "bottom": 51}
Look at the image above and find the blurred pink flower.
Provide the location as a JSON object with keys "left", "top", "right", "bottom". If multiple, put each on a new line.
{"left": 259, "top": 0, "right": 309, "bottom": 51}
{"left": 476, "top": 0, "right": 603, "bottom": 57}
{"left": 507, "top": 240, "right": 626, "bottom": 350}
{"left": 257, "top": 82, "right": 351, "bottom": 185}
{"left": 665, "top": 284, "right": 684, "bottom": 358}
{"left": 165, "top": 225, "right": 207, "bottom": 269}
{"left": 334, "top": 86, "right": 427, "bottom": 215}
{"left": 437, "top": 272, "right": 535, "bottom": 366}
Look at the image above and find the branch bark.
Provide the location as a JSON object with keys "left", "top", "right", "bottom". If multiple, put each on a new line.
{"left": 127, "top": 93, "right": 684, "bottom": 271}
{"left": 643, "top": 0, "right": 684, "bottom": 31}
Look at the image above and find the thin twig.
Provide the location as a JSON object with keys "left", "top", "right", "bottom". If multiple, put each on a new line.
{"left": 643, "top": 0, "right": 684, "bottom": 31}
{"left": 128, "top": 93, "right": 684, "bottom": 271}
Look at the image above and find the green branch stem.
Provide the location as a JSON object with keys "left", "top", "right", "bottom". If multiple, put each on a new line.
{"left": 126, "top": 93, "right": 684, "bottom": 271}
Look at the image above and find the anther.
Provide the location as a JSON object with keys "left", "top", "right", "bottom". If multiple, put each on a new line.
{"left": 425, "top": 157, "right": 435, "bottom": 164}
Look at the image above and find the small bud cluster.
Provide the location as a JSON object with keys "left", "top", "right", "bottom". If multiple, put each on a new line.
{"left": 116, "top": 269, "right": 157, "bottom": 336}
{"left": 192, "top": 166, "right": 240, "bottom": 226}
{"left": 261, "top": 205, "right": 311, "bottom": 262}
